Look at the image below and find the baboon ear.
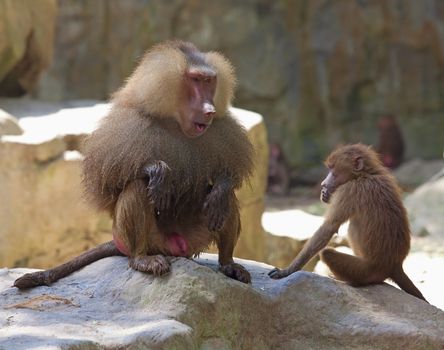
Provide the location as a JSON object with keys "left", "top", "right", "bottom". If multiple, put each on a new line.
{"left": 354, "top": 156, "right": 364, "bottom": 171}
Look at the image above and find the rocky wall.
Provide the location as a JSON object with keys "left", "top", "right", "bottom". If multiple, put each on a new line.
{"left": 30, "top": 0, "right": 444, "bottom": 166}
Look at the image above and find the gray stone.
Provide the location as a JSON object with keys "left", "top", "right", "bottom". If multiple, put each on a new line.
{"left": 405, "top": 177, "right": 444, "bottom": 242}
{"left": 394, "top": 158, "right": 444, "bottom": 189}
{"left": 1, "top": 254, "right": 443, "bottom": 349}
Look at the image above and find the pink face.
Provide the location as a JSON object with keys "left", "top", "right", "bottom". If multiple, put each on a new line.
{"left": 320, "top": 156, "right": 363, "bottom": 203}
{"left": 320, "top": 169, "right": 336, "bottom": 203}
{"left": 179, "top": 69, "right": 217, "bottom": 138}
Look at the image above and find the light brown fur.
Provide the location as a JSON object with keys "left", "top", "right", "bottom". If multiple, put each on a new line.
{"left": 269, "top": 144, "right": 426, "bottom": 302}
{"left": 14, "top": 40, "right": 253, "bottom": 289}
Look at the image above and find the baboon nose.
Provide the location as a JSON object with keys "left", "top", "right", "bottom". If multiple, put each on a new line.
{"left": 203, "top": 102, "right": 216, "bottom": 118}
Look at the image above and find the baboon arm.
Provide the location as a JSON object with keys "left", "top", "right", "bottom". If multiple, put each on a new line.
{"left": 204, "top": 177, "right": 233, "bottom": 232}
{"left": 285, "top": 220, "right": 340, "bottom": 273}
{"left": 145, "top": 160, "right": 172, "bottom": 211}
{"left": 269, "top": 220, "right": 341, "bottom": 279}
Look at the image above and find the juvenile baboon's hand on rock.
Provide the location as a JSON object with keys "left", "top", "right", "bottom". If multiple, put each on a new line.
{"left": 203, "top": 182, "right": 231, "bottom": 231}
{"left": 220, "top": 263, "right": 251, "bottom": 284}
{"left": 145, "top": 161, "right": 173, "bottom": 211}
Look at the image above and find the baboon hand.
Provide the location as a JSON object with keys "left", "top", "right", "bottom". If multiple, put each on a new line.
{"left": 145, "top": 161, "right": 173, "bottom": 211}
{"left": 268, "top": 267, "right": 291, "bottom": 279}
{"left": 203, "top": 180, "right": 231, "bottom": 231}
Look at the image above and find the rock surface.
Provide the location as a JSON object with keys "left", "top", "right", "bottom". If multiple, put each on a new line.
{"left": 0, "top": 99, "right": 267, "bottom": 269}
{"left": 0, "top": 0, "right": 56, "bottom": 96}
{"left": 1, "top": 254, "right": 443, "bottom": 349}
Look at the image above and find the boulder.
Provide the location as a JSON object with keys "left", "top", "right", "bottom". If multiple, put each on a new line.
{"left": 0, "top": 99, "right": 267, "bottom": 269}
{"left": 1, "top": 254, "right": 442, "bottom": 349}
{"left": 0, "top": 0, "right": 57, "bottom": 96}
{"left": 394, "top": 159, "right": 444, "bottom": 189}
{"left": 0, "top": 109, "right": 22, "bottom": 135}
{"left": 232, "top": 107, "right": 269, "bottom": 262}
{"left": 405, "top": 176, "right": 444, "bottom": 243}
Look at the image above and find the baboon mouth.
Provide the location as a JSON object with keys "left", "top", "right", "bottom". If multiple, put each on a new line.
{"left": 194, "top": 122, "right": 208, "bottom": 133}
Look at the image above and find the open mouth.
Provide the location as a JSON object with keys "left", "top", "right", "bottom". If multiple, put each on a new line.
{"left": 194, "top": 122, "right": 208, "bottom": 133}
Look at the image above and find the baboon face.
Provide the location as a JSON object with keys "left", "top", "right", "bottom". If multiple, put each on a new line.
{"left": 179, "top": 68, "right": 217, "bottom": 138}
{"left": 321, "top": 149, "right": 364, "bottom": 203}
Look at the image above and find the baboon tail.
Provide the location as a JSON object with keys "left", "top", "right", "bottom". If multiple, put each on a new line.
{"left": 391, "top": 266, "right": 428, "bottom": 303}
{"left": 14, "top": 240, "right": 123, "bottom": 289}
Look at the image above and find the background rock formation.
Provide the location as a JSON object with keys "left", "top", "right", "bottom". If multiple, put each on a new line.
{"left": 0, "top": 0, "right": 56, "bottom": 96}
{"left": 26, "top": 0, "right": 444, "bottom": 166}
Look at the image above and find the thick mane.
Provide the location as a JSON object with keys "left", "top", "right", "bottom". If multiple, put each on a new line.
{"left": 112, "top": 41, "right": 235, "bottom": 119}
{"left": 82, "top": 106, "right": 253, "bottom": 214}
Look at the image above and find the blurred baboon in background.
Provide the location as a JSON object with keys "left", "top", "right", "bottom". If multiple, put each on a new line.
{"left": 377, "top": 115, "right": 404, "bottom": 169}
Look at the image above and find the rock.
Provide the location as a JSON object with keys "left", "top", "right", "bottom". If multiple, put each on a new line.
{"left": 1, "top": 254, "right": 442, "bottom": 349}
{"left": 0, "top": 98, "right": 109, "bottom": 152}
{"left": 405, "top": 177, "right": 444, "bottom": 243}
{"left": 0, "top": 0, "right": 57, "bottom": 96}
{"left": 0, "top": 109, "right": 22, "bottom": 135}
{"left": 0, "top": 99, "right": 268, "bottom": 269}
{"left": 231, "top": 107, "right": 269, "bottom": 262}
{"left": 0, "top": 141, "right": 111, "bottom": 268}
{"left": 394, "top": 159, "right": 444, "bottom": 189}
{"left": 33, "top": 1, "right": 444, "bottom": 167}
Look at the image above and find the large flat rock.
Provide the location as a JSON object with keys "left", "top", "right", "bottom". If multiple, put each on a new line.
{"left": 1, "top": 254, "right": 442, "bottom": 349}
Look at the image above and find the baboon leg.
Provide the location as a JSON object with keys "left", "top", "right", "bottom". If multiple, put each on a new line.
{"left": 320, "top": 248, "right": 387, "bottom": 286}
{"left": 114, "top": 179, "right": 170, "bottom": 275}
{"left": 216, "top": 201, "right": 251, "bottom": 284}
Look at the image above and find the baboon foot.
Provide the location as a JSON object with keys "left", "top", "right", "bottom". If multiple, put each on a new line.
{"left": 220, "top": 263, "right": 251, "bottom": 284}
{"left": 129, "top": 255, "right": 170, "bottom": 276}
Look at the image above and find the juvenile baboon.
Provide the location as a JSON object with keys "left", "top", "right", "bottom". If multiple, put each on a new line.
{"left": 269, "top": 144, "right": 427, "bottom": 302}
{"left": 15, "top": 40, "right": 254, "bottom": 289}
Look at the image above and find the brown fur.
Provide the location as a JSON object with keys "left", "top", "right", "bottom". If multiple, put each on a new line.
{"left": 269, "top": 144, "right": 427, "bottom": 302}
{"left": 14, "top": 40, "right": 253, "bottom": 289}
